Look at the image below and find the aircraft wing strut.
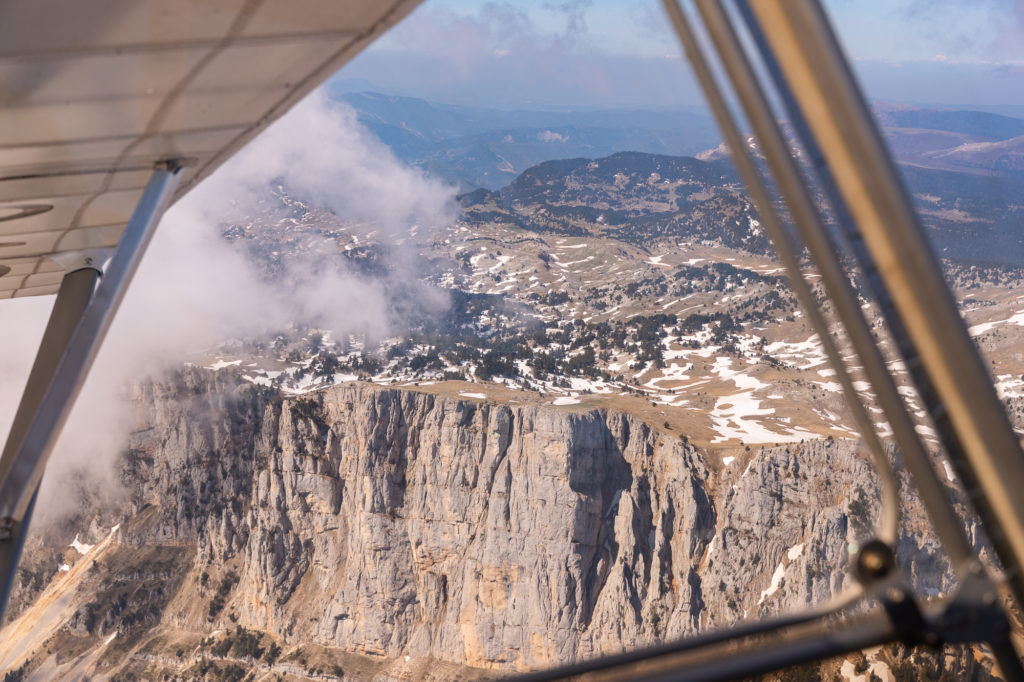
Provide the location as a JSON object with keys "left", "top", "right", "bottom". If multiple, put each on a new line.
{"left": 0, "top": 0, "right": 422, "bottom": 620}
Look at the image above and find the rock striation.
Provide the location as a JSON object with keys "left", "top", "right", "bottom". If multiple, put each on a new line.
{"left": 1, "top": 367, "right": 993, "bottom": 678}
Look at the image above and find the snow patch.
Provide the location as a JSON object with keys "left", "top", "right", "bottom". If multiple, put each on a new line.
{"left": 758, "top": 561, "right": 788, "bottom": 605}
{"left": 758, "top": 543, "right": 804, "bottom": 605}
{"left": 968, "top": 310, "right": 1024, "bottom": 337}
{"left": 764, "top": 336, "right": 826, "bottom": 370}
{"left": 207, "top": 359, "right": 242, "bottom": 371}
{"left": 995, "top": 373, "right": 1024, "bottom": 399}
{"left": 70, "top": 534, "right": 94, "bottom": 555}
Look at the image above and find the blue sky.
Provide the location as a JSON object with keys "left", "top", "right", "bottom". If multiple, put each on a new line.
{"left": 333, "top": 0, "right": 1024, "bottom": 109}
{"left": 406, "top": 0, "right": 1024, "bottom": 62}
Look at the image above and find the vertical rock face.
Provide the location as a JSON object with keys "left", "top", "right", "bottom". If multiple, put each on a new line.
{"left": 126, "top": 374, "right": 722, "bottom": 669}
{"left": 22, "top": 367, "right": 971, "bottom": 673}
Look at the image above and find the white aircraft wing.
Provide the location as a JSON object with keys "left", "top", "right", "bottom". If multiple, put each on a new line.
{"left": 0, "top": 0, "right": 421, "bottom": 299}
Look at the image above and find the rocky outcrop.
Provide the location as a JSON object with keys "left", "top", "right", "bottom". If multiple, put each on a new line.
{"left": 5, "top": 367, "right": 984, "bottom": 676}
{"left": 94, "top": 368, "right": 953, "bottom": 672}
{"left": 122, "top": 371, "right": 720, "bottom": 668}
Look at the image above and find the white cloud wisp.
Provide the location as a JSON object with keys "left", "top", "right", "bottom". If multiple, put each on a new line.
{"left": 0, "top": 91, "right": 457, "bottom": 523}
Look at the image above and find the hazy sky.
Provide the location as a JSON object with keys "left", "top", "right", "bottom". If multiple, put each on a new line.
{"left": 333, "top": 0, "right": 1024, "bottom": 109}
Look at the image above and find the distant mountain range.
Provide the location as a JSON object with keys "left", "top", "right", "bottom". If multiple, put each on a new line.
{"left": 874, "top": 103, "right": 1024, "bottom": 177}
{"left": 337, "top": 92, "right": 1024, "bottom": 265}
{"left": 335, "top": 92, "right": 1024, "bottom": 186}
{"left": 874, "top": 103, "right": 1024, "bottom": 140}
{"left": 459, "top": 151, "right": 772, "bottom": 255}
{"left": 460, "top": 149, "right": 1024, "bottom": 266}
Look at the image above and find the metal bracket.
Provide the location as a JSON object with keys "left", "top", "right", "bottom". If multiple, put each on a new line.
{"left": 852, "top": 539, "right": 1023, "bottom": 680}
{"left": 47, "top": 248, "right": 114, "bottom": 274}
{"left": 854, "top": 540, "right": 931, "bottom": 644}
{"left": 853, "top": 540, "right": 1011, "bottom": 646}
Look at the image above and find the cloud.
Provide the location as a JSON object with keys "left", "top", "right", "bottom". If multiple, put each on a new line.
{"left": 845, "top": 0, "right": 1024, "bottom": 66}
{"left": 335, "top": 2, "right": 699, "bottom": 108}
{"left": 0, "top": 301, "right": 52, "bottom": 451}
{"left": 0, "top": 91, "right": 457, "bottom": 525}
{"left": 537, "top": 130, "right": 568, "bottom": 143}
{"left": 213, "top": 94, "right": 455, "bottom": 234}
{"left": 333, "top": 0, "right": 1024, "bottom": 108}
{"left": 542, "top": 0, "right": 594, "bottom": 49}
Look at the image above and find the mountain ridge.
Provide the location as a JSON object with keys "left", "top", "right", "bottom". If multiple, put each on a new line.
{"left": 1, "top": 370, "right": 992, "bottom": 680}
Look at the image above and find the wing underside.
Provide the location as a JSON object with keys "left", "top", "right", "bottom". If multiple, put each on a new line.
{"left": 0, "top": 0, "right": 421, "bottom": 299}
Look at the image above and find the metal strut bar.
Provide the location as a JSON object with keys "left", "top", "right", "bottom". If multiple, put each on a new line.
{"left": 690, "top": 0, "right": 975, "bottom": 567}
{"left": 662, "top": 0, "right": 901, "bottom": 548}
{"left": 513, "top": 580, "right": 1019, "bottom": 682}
{"left": 514, "top": 607, "right": 898, "bottom": 682}
{"left": 727, "top": 5, "right": 1024, "bottom": 670}
{"left": 732, "top": 0, "right": 992, "bottom": 574}
{"left": 511, "top": 536, "right": 1022, "bottom": 682}
{"left": 0, "top": 161, "right": 183, "bottom": 620}
{"left": 680, "top": 0, "right": 1023, "bottom": 675}
{"left": 747, "top": 0, "right": 1024, "bottom": 616}
{"left": 0, "top": 267, "right": 100, "bottom": 617}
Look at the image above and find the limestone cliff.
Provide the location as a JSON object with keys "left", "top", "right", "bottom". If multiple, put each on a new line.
{"left": 0, "top": 367, "right": 996, "bottom": 679}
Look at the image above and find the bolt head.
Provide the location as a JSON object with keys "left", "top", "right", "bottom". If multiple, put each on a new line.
{"left": 862, "top": 551, "right": 886, "bottom": 574}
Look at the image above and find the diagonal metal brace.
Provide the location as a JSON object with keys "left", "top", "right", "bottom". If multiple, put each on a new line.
{"left": 855, "top": 540, "right": 1023, "bottom": 679}
{"left": 0, "top": 160, "right": 182, "bottom": 621}
{"left": 509, "top": 547, "right": 1023, "bottom": 682}
{"left": 0, "top": 160, "right": 182, "bottom": 524}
